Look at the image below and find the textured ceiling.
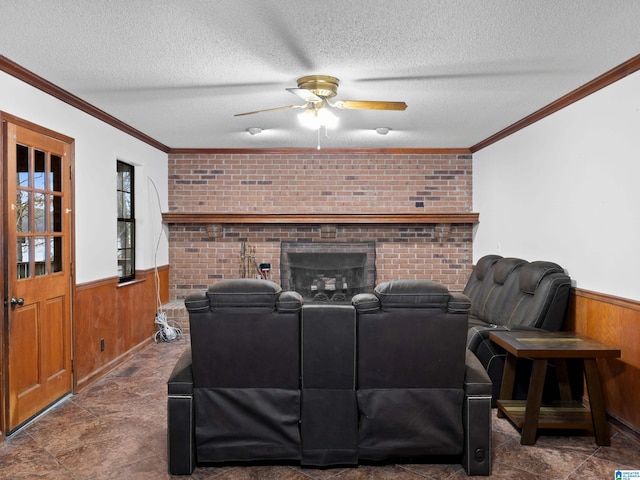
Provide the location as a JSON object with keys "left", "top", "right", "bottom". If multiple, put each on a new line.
{"left": 1, "top": 1, "right": 639, "bottom": 150}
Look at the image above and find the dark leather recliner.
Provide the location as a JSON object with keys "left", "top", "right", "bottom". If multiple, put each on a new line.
{"left": 352, "top": 280, "right": 492, "bottom": 476}
{"left": 167, "top": 279, "right": 303, "bottom": 474}
{"left": 168, "top": 278, "right": 492, "bottom": 476}
{"left": 464, "top": 255, "right": 572, "bottom": 404}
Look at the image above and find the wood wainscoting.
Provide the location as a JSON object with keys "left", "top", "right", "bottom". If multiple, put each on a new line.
{"left": 565, "top": 288, "right": 640, "bottom": 436}
{"left": 74, "top": 265, "right": 169, "bottom": 390}
{"left": 71, "top": 274, "right": 640, "bottom": 436}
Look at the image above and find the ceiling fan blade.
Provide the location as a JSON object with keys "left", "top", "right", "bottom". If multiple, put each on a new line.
{"left": 286, "top": 88, "right": 323, "bottom": 103}
{"left": 333, "top": 100, "right": 408, "bottom": 111}
{"left": 234, "top": 104, "right": 307, "bottom": 116}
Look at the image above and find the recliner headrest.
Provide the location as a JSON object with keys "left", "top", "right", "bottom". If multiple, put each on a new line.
{"left": 374, "top": 279, "right": 450, "bottom": 308}
{"left": 493, "top": 258, "right": 527, "bottom": 285}
{"left": 474, "top": 254, "right": 502, "bottom": 280}
{"left": 207, "top": 279, "right": 282, "bottom": 310}
{"left": 519, "top": 261, "right": 565, "bottom": 294}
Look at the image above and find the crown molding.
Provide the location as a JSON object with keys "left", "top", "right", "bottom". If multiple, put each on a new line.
{"left": 168, "top": 147, "right": 472, "bottom": 155}
{"left": 4, "top": 53, "right": 639, "bottom": 155}
{"left": 0, "top": 55, "right": 170, "bottom": 153}
{"left": 471, "top": 54, "right": 640, "bottom": 152}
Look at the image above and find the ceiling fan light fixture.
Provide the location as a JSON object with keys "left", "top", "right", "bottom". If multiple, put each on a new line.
{"left": 246, "top": 127, "right": 262, "bottom": 135}
{"left": 298, "top": 105, "right": 339, "bottom": 130}
{"left": 376, "top": 127, "right": 391, "bottom": 135}
{"left": 296, "top": 75, "right": 340, "bottom": 98}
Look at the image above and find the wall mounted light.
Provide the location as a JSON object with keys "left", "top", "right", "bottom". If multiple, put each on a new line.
{"left": 375, "top": 127, "right": 391, "bottom": 135}
{"left": 247, "top": 127, "right": 262, "bottom": 135}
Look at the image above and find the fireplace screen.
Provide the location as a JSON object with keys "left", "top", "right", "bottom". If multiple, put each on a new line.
{"left": 281, "top": 242, "right": 376, "bottom": 303}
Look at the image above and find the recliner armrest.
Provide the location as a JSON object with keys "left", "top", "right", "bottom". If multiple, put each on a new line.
{"left": 505, "top": 324, "right": 547, "bottom": 333}
{"left": 352, "top": 293, "right": 380, "bottom": 313}
{"left": 462, "top": 348, "right": 492, "bottom": 476}
{"left": 185, "top": 292, "right": 209, "bottom": 313}
{"left": 168, "top": 347, "right": 195, "bottom": 475}
{"left": 464, "top": 349, "right": 492, "bottom": 397}
{"left": 168, "top": 347, "right": 193, "bottom": 395}
{"left": 448, "top": 292, "right": 471, "bottom": 314}
{"left": 466, "top": 323, "right": 509, "bottom": 352}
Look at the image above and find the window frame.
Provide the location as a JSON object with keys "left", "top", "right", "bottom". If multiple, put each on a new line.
{"left": 117, "top": 160, "right": 135, "bottom": 282}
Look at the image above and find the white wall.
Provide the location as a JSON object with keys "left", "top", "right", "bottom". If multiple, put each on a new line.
{"left": 473, "top": 70, "right": 640, "bottom": 301}
{"left": 1, "top": 71, "right": 169, "bottom": 284}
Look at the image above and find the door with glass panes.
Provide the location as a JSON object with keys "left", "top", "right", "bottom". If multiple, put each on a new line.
{"left": 4, "top": 120, "right": 72, "bottom": 433}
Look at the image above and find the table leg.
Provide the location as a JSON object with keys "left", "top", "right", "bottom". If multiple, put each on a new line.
{"left": 583, "top": 358, "right": 611, "bottom": 446}
{"left": 521, "top": 358, "right": 548, "bottom": 445}
{"left": 497, "top": 353, "right": 517, "bottom": 418}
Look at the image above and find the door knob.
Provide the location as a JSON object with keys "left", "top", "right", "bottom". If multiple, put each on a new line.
{"left": 10, "top": 297, "right": 25, "bottom": 307}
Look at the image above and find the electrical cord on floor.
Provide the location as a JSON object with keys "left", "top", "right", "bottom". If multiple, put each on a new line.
{"left": 154, "top": 312, "right": 184, "bottom": 343}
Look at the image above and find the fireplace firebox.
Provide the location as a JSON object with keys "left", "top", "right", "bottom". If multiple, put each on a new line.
{"left": 280, "top": 242, "right": 376, "bottom": 303}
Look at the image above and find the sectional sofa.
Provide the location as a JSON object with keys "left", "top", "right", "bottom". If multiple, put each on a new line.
{"left": 464, "top": 255, "right": 572, "bottom": 404}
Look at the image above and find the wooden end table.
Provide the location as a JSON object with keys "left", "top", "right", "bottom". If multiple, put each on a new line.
{"left": 489, "top": 330, "right": 620, "bottom": 446}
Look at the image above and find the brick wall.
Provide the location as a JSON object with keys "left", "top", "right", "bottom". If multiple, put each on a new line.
{"left": 167, "top": 151, "right": 474, "bottom": 300}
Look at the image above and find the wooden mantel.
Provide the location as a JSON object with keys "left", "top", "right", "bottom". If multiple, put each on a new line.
{"left": 162, "top": 212, "right": 479, "bottom": 225}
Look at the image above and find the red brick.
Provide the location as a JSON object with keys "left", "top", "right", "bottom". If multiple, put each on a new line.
{"left": 167, "top": 152, "right": 473, "bottom": 300}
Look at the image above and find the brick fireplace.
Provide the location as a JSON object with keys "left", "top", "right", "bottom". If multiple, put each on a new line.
{"left": 165, "top": 151, "right": 476, "bottom": 301}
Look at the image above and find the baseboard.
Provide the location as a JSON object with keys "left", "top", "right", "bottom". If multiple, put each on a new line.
{"left": 609, "top": 412, "right": 640, "bottom": 443}
{"left": 75, "top": 337, "right": 154, "bottom": 391}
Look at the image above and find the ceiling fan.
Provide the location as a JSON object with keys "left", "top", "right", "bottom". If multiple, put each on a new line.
{"left": 234, "top": 75, "right": 407, "bottom": 128}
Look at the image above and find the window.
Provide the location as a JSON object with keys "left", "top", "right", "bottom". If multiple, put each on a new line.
{"left": 117, "top": 161, "right": 135, "bottom": 282}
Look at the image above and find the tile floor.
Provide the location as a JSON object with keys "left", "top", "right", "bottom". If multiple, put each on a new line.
{"left": 1, "top": 339, "right": 639, "bottom": 479}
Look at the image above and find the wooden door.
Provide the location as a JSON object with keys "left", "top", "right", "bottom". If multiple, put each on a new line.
{"left": 4, "top": 121, "right": 73, "bottom": 433}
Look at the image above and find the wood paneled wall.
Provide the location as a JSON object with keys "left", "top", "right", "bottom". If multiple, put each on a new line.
{"left": 565, "top": 288, "right": 640, "bottom": 434}
{"left": 74, "top": 265, "right": 169, "bottom": 390}
{"left": 43, "top": 264, "right": 640, "bottom": 436}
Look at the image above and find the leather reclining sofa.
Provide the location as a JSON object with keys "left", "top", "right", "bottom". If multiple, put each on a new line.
{"left": 464, "top": 255, "right": 572, "bottom": 404}
{"left": 168, "top": 278, "right": 492, "bottom": 476}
